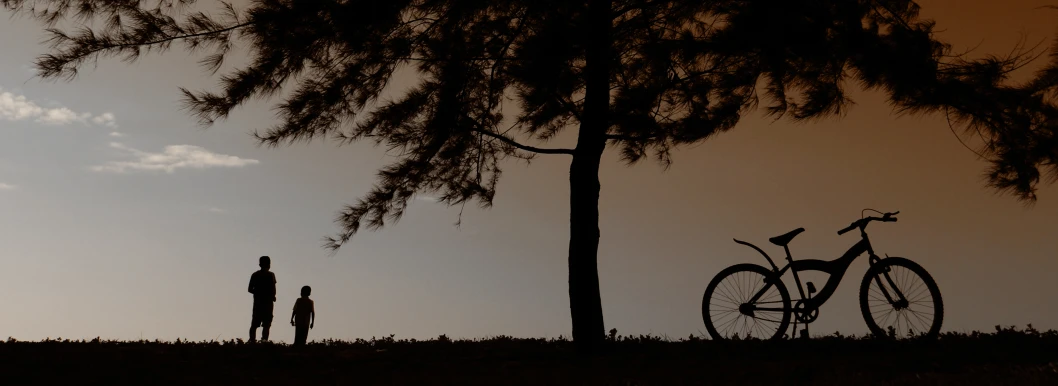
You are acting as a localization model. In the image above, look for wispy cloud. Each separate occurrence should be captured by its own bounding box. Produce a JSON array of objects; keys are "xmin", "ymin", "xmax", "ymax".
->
[
  {"xmin": 0, "ymin": 87, "xmax": 117, "ymax": 127},
  {"xmin": 91, "ymin": 142, "xmax": 260, "ymax": 174},
  {"xmin": 0, "ymin": 183, "xmax": 17, "ymax": 191},
  {"xmin": 206, "ymin": 207, "xmax": 227, "ymax": 214},
  {"xmin": 92, "ymin": 113, "xmax": 118, "ymax": 128},
  {"xmin": 109, "ymin": 131, "xmax": 126, "ymax": 138}
]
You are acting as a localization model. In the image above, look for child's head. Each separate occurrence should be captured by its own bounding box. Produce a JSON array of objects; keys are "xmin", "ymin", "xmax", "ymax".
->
[
  {"xmin": 259, "ymin": 256, "xmax": 271, "ymax": 270},
  {"xmin": 301, "ymin": 285, "xmax": 311, "ymax": 297}
]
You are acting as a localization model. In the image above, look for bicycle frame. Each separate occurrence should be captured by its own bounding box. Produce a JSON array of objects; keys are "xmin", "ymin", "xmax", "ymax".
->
[{"xmin": 734, "ymin": 228, "xmax": 905, "ymax": 315}]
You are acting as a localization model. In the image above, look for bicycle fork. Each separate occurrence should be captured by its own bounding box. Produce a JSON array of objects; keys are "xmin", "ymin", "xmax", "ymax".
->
[
  {"xmin": 871, "ymin": 254, "xmax": 910, "ymax": 308},
  {"xmin": 869, "ymin": 255, "xmax": 913, "ymax": 339}
]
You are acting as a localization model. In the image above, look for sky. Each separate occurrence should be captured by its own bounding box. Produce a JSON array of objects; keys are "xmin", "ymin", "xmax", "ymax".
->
[{"xmin": 0, "ymin": 0, "xmax": 1056, "ymax": 343}]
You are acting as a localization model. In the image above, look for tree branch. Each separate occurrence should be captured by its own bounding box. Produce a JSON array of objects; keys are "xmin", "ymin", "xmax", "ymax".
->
[
  {"xmin": 101, "ymin": 21, "xmax": 253, "ymax": 51},
  {"xmin": 605, "ymin": 133, "xmax": 658, "ymax": 141},
  {"xmin": 37, "ymin": 20, "xmax": 254, "ymax": 79},
  {"xmin": 388, "ymin": 56, "xmax": 523, "ymax": 63},
  {"xmin": 467, "ymin": 121, "xmax": 574, "ymax": 155}
]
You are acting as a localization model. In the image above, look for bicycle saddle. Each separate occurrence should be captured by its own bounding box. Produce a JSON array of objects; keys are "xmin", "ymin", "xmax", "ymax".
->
[{"xmin": 769, "ymin": 228, "xmax": 805, "ymax": 247}]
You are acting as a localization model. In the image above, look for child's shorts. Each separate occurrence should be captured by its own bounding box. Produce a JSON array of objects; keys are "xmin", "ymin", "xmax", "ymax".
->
[{"xmin": 251, "ymin": 300, "xmax": 274, "ymax": 327}]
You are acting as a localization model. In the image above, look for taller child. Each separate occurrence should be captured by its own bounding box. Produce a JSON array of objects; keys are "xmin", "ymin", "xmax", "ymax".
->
[{"xmin": 248, "ymin": 255, "xmax": 277, "ymax": 342}]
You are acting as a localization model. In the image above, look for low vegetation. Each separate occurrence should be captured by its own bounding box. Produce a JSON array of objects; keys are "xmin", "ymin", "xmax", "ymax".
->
[{"xmin": 2, "ymin": 326, "xmax": 1056, "ymax": 385}]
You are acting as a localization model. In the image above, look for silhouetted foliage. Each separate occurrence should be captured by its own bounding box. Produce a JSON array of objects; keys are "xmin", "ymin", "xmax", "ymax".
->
[
  {"xmin": 5, "ymin": 0, "xmax": 1057, "ymax": 348},
  {"xmin": 3, "ymin": 327, "xmax": 1058, "ymax": 385}
]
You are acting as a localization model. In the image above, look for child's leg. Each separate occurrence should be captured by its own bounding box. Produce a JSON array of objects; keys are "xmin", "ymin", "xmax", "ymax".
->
[
  {"xmin": 249, "ymin": 316, "xmax": 260, "ymax": 342},
  {"xmin": 260, "ymin": 310, "xmax": 274, "ymax": 341},
  {"xmin": 250, "ymin": 301, "xmax": 268, "ymax": 342},
  {"xmin": 294, "ymin": 325, "xmax": 308, "ymax": 345}
]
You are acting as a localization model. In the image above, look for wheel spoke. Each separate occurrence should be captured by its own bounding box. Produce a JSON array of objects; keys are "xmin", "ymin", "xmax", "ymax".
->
[
  {"xmin": 711, "ymin": 297, "xmax": 740, "ymax": 308},
  {"xmin": 710, "ymin": 307, "xmax": 739, "ymax": 315},
  {"xmin": 903, "ymin": 278, "xmax": 926, "ymax": 300},
  {"xmin": 737, "ymin": 272, "xmax": 746, "ymax": 303},
  {"xmin": 871, "ymin": 307, "xmax": 894, "ymax": 316},
  {"xmin": 907, "ymin": 286, "xmax": 931, "ymax": 304},
  {"xmin": 718, "ymin": 314, "xmax": 739, "ymax": 335},
  {"xmin": 718, "ymin": 281, "xmax": 739, "ymax": 305},
  {"xmin": 907, "ymin": 308, "xmax": 931, "ymax": 331},
  {"xmin": 713, "ymin": 312, "xmax": 739, "ymax": 327},
  {"xmin": 750, "ymin": 320, "xmax": 764, "ymax": 338},
  {"xmin": 907, "ymin": 303, "xmax": 934, "ymax": 314},
  {"xmin": 904, "ymin": 311, "xmax": 921, "ymax": 335}
]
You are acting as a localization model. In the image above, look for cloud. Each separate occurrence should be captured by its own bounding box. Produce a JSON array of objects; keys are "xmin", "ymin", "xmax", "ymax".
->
[
  {"xmin": 207, "ymin": 207, "xmax": 227, "ymax": 214},
  {"xmin": 91, "ymin": 142, "xmax": 260, "ymax": 173},
  {"xmin": 109, "ymin": 131, "xmax": 126, "ymax": 138},
  {"xmin": 93, "ymin": 113, "xmax": 118, "ymax": 128},
  {"xmin": 0, "ymin": 87, "xmax": 117, "ymax": 127},
  {"xmin": 38, "ymin": 108, "xmax": 91, "ymax": 125},
  {"xmin": 0, "ymin": 183, "xmax": 16, "ymax": 191}
]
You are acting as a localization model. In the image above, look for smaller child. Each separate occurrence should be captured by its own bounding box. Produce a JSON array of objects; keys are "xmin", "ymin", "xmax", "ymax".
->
[{"xmin": 290, "ymin": 285, "xmax": 315, "ymax": 346}]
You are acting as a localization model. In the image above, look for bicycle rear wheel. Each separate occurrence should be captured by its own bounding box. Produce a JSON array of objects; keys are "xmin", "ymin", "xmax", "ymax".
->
[
  {"xmin": 703, "ymin": 264, "xmax": 791, "ymax": 340},
  {"xmin": 859, "ymin": 257, "xmax": 943, "ymax": 339}
]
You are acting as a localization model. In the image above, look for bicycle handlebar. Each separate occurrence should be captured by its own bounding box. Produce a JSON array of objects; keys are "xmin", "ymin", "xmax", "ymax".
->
[
  {"xmin": 837, "ymin": 222, "xmax": 859, "ymax": 235},
  {"xmin": 837, "ymin": 211, "xmax": 899, "ymax": 235}
]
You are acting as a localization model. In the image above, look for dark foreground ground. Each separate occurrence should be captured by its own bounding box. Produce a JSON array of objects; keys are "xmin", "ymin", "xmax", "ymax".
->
[{"xmin": 2, "ymin": 327, "xmax": 1057, "ymax": 385}]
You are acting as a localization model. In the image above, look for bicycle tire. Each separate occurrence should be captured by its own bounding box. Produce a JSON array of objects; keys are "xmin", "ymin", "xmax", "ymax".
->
[{"xmin": 859, "ymin": 257, "xmax": 944, "ymax": 339}]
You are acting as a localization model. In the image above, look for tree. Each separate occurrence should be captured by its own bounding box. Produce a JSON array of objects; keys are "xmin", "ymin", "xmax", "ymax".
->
[{"xmin": 5, "ymin": 0, "xmax": 1056, "ymax": 350}]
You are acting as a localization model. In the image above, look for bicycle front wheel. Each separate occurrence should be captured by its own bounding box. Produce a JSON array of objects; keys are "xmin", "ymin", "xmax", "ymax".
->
[
  {"xmin": 703, "ymin": 263, "xmax": 791, "ymax": 341},
  {"xmin": 859, "ymin": 257, "xmax": 944, "ymax": 339}
]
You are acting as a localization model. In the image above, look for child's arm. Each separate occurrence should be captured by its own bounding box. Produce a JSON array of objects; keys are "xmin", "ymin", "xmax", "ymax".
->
[
  {"xmin": 271, "ymin": 273, "xmax": 277, "ymax": 301},
  {"xmin": 247, "ymin": 275, "xmax": 254, "ymax": 294},
  {"xmin": 290, "ymin": 302, "xmax": 298, "ymax": 326},
  {"xmin": 310, "ymin": 303, "xmax": 315, "ymax": 329}
]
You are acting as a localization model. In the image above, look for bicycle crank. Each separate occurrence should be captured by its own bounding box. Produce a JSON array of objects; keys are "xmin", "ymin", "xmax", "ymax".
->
[{"xmin": 794, "ymin": 299, "xmax": 820, "ymax": 324}]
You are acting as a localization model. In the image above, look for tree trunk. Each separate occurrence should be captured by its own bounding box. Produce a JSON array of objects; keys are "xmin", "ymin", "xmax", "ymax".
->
[
  {"xmin": 568, "ymin": 141, "xmax": 606, "ymax": 352},
  {"xmin": 568, "ymin": 0, "xmax": 611, "ymax": 353}
]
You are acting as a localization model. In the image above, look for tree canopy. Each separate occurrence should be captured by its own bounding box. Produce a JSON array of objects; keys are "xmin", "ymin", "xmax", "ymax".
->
[{"xmin": 5, "ymin": 0, "xmax": 1057, "ymax": 347}]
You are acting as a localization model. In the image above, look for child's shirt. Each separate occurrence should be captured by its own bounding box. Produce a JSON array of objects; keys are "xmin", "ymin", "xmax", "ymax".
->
[
  {"xmin": 248, "ymin": 270, "xmax": 276, "ymax": 300},
  {"xmin": 293, "ymin": 297, "xmax": 314, "ymax": 325}
]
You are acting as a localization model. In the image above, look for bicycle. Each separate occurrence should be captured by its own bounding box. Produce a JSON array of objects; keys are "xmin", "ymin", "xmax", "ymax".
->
[{"xmin": 701, "ymin": 209, "xmax": 943, "ymax": 341}]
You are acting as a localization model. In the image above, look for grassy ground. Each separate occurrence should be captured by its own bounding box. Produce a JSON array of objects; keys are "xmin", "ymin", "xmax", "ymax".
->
[{"xmin": 2, "ymin": 326, "xmax": 1057, "ymax": 385}]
